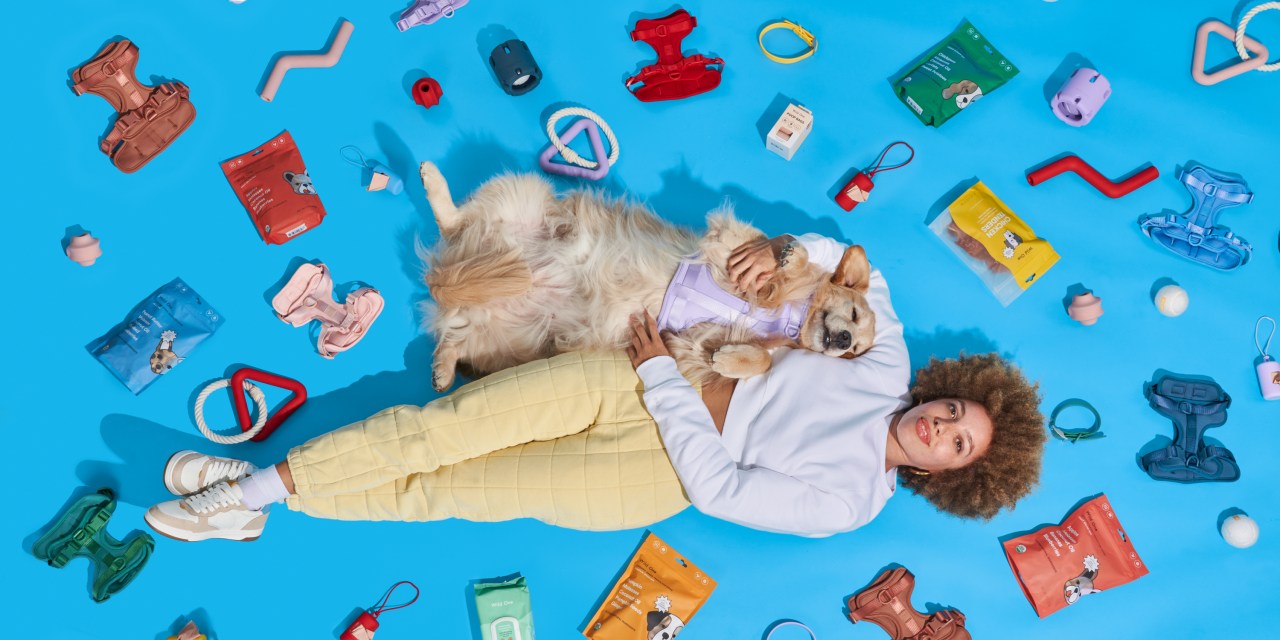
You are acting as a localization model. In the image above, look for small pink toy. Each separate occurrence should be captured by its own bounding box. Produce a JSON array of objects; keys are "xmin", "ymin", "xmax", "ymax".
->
[
  {"xmin": 65, "ymin": 232, "xmax": 102, "ymax": 266},
  {"xmin": 1067, "ymin": 292, "xmax": 1104, "ymax": 326},
  {"xmin": 1051, "ymin": 68, "xmax": 1110, "ymax": 126},
  {"xmin": 1192, "ymin": 20, "xmax": 1270, "ymax": 86}
]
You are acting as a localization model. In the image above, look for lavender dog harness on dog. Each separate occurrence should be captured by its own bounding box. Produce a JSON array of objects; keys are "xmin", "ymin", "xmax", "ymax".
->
[
  {"xmin": 1138, "ymin": 164, "xmax": 1253, "ymax": 271},
  {"xmin": 656, "ymin": 258, "xmax": 810, "ymax": 339}
]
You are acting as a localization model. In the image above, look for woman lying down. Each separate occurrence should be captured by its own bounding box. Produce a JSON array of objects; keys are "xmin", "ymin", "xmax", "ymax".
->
[{"xmin": 144, "ymin": 232, "xmax": 1047, "ymax": 540}]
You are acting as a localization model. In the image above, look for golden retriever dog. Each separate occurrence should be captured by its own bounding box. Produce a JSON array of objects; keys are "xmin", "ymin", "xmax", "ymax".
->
[{"xmin": 417, "ymin": 162, "xmax": 875, "ymax": 392}]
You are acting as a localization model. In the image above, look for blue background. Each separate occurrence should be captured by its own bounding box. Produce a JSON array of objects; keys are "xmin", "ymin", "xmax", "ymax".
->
[{"xmin": 5, "ymin": 0, "xmax": 1278, "ymax": 638}]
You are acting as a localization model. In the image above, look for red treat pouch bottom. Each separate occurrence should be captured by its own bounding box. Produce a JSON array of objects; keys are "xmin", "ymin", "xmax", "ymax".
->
[
  {"xmin": 221, "ymin": 130, "xmax": 325, "ymax": 244},
  {"xmin": 1002, "ymin": 494, "xmax": 1148, "ymax": 618}
]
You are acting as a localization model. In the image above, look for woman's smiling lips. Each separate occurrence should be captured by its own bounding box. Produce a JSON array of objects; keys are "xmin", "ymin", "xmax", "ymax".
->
[{"xmin": 916, "ymin": 417, "xmax": 931, "ymax": 445}]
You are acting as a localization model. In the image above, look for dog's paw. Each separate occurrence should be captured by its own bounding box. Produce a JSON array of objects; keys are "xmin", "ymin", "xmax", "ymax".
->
[
  {"xmin": 711, "ymin": 344, "xmax": 772, "ymax": 378},
  {"xmin": 419, "ymin": 161, "xmax": 446, "ymax": 192},
  {"xmin": 431, "ymin": 363, "xmax": 456, "ymax": 392}
]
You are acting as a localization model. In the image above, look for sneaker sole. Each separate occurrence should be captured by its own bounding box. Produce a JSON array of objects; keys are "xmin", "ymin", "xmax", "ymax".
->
[{"xmin": 144, "ymin": 511, "xmax": 263, "ymax": 543}]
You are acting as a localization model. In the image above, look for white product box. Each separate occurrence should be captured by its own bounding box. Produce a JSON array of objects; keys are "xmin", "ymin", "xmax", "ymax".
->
[{"xmin": 766, "ymin": 103, "xmax": 813, "ymax": 161}]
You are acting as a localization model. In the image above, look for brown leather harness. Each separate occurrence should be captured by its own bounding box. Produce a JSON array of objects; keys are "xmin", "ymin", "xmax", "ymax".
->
[{"xmin": 71, "ymin": 39, "xmax": 195, "ymax": 173}]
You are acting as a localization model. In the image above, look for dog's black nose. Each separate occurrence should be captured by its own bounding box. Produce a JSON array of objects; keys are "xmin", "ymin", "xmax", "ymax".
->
[{"xmin": 833, "ymin": 330, "xmax": 852, "ymax": 350}]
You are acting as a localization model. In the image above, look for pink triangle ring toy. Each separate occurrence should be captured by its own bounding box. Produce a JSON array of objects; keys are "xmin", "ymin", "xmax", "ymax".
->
[{"xmin": 539, "ymin": 107, "xmax": 619, "ymax": 180}]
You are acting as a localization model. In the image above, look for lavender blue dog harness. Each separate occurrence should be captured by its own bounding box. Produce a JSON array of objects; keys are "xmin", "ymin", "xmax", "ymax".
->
[
  {"xmin": 1140, "ymin": 374, "xmax": 1240, "ymax": 483},
  {"xmin": 656, "ymin": 258, "xmax": 810, "ymax": 339},
  {"xmin": 1138, "ymin": 164, "xmax": 1253, "ymax": 271},
  {"xmin": 396, "ymin": 0, "xmax": 467, "ymax": 31}
]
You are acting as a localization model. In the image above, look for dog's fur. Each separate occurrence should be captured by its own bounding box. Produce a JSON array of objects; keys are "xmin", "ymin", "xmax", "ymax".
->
[{"xmin": 418, "ymin": 162, "xmax": 876, "ymax": 392}]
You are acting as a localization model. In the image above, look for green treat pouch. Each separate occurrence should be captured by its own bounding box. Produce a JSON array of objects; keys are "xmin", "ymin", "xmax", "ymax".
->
[
  {"xmin": 475, "ymin": 574, "xmax": 535, "ymax": 640},
  {"xmin": 890, "ymin": 19, "xmax": 1019, "ymax": 127}
]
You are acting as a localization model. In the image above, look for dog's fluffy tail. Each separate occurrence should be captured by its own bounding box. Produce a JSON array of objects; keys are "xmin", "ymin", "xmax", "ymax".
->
[{"xmin": 425, "ymin": 248, "xmax": 532, "ymax": 307}]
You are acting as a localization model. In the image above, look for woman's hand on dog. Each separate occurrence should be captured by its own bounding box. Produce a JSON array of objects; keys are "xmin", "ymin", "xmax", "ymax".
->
[
  {"xmin": 727, "ymin": 234, "xmax": 794, "ymax": 295},
  {"xmin": 626, "ymin": 310, "xmax": 671, "ymax": 369}
]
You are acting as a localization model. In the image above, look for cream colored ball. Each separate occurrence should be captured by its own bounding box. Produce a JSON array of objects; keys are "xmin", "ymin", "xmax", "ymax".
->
[
  {"xmin": 1222, "ymin": 514, "xmax": 1259, "ymax": 549},
  {"xmin": 1155, "ymin": 284, "xmax": 1189, "ymax": 317}
]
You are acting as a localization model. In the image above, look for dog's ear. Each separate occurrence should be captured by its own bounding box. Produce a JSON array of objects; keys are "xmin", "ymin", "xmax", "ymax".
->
[{"xmin": 832, "ymin": 245, "xmax": 871, "ymax": 292}]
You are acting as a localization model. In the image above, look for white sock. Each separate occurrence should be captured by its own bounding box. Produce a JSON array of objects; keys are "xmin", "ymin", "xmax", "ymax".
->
[{"xmin": 237, "ymin": 464, "xmax": 290, "ymax": 511}]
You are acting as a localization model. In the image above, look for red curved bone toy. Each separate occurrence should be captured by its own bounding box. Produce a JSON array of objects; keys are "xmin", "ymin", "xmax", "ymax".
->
[{"xmin": 1026, "ymin": 155, "xmax": 1159, "ymax": 198}]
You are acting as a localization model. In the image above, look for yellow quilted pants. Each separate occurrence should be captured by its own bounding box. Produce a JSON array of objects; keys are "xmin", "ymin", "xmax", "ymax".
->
[{"xmin": 284, "ymin": 351, "xmax": 690, "ymax": 530}]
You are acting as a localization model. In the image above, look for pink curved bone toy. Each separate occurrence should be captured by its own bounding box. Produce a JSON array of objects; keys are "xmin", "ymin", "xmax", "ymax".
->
[
  {"xmin": 1026, "ymin": 155, "xmax": 1159, "ymax": 198},
  {"xmin": 260, "ymin": 19, "xmax": 355, "ymax": 102}
]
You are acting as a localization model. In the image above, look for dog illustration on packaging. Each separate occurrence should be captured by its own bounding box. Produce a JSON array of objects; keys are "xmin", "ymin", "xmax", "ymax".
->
[
  {"xmin": 283, "ymin": 170, "xmax": 316, "ymax": 195},
  {"xmin": 942, "ymin": 80, "xmax": 983, "ymax": 108},
  {"xmin": 646, "ymin": 595, "xmax": 685, "ymax": 640},
  {"xmin": 149, "ymin": 330, "xmax": 181, "ymax": 374},
  {"xmin": 417, "ymin": 162, "xmax": 879, "ymax": 392},
  {"xmin": 1063, "ymin": 555, "xmax": 1103, "ymax": 605}
]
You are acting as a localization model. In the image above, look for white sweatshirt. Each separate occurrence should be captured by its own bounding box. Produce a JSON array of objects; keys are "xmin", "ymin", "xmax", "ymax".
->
[{"xmin": 636, "ymin": 233, "xmax": 911, "ymax": 537}]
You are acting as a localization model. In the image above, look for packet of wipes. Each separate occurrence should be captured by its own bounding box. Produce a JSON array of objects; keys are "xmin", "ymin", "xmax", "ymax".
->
[
  {"xmin": 86, "ymin": 277, "xmax": 223, "ymax": 394},
  {"xmin": 474, "ymin": 574, "xmax": 535, "ymax": 640},
  {"xmin": 928, "ymin": 181, "xmax": 1059, "ymax": 306},
  {"xmin": 583, "ymin": 532, "xmax": 716, "ymax": 640},
  {"xmin": 890, "ymin": 20, "xmax": 1019, "ymax": 127}
]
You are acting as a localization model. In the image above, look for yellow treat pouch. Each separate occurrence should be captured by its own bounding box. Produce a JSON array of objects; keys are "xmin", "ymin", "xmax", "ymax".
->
[
  {"xmin": 583, "ymin": 532, "xmax": 716, "ymax": 640},
  {"xmin": 928, "ymin": 181, "xmax": 1059, "ymax": 306}
]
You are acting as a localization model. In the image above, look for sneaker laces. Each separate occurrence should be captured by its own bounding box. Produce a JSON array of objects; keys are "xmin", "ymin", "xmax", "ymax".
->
[
  {"xmin": 184, "ymin": 481, "xmax": 243, "ymax": 514},
  {"xmin": 206, "ymin": 458, "xmax": 252, "ymax": 485}
]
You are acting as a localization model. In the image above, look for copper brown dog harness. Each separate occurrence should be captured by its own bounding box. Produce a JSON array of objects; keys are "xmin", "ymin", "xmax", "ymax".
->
[{"xmin": 71, "ymin": 39, "xmax": 196, "ymax": 173}]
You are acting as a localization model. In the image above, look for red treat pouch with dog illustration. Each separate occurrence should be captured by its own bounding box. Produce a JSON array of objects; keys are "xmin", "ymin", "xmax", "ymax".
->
[
  {"xmin": 583, "ymin": 532, "xmax": 716, "ymax": 640},
  {"xmin": 1002, "ymin": 495, "xmax": 1148, "ymax": 618},
  {"xmin": 221, "ymin": 130, "xmax": 326, "ymax": 244}
]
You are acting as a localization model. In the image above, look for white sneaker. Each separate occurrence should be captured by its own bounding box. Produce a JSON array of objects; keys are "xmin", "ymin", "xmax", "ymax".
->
[
  {"xmin": 162, "ymin": 450, "xmax": 258, "ymax": 496},
  {"xmin": 145, "ymin": 481, "xmax": 268, "ymax": 542}
]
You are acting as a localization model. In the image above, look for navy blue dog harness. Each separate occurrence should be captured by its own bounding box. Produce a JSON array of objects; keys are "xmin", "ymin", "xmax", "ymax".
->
[
  {"xmin": 1138, "ymin": 164, "xmax": 1253, "ymax": 271},
  {"xmin": 1141, "ymin": 374, "xmax": 1240, "ymax": 483}
]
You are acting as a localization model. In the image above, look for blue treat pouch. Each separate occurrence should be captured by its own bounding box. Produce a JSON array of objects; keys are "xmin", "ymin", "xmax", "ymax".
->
[{"xmin": 86, "ymin": 278, "xmax": 224, "ymax": 394}]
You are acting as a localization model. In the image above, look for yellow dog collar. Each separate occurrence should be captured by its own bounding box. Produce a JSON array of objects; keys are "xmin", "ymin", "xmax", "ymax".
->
[{"xmin": 758, "ymin": 19, "xmax": 816, "ymax": 64}]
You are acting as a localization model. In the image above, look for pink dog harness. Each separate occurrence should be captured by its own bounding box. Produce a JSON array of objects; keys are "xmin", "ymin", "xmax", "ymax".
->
[
  {"xmin": 272, "ymin": 263, "xmax": 383, "ymax": 359},
  {"xmin": 656, "ymin": 258, "xmax": 810, "ymax": 339}
]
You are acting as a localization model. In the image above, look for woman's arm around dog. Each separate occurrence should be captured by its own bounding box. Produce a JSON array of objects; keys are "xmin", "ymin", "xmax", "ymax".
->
[{"xmin": 628, "ymin": 311, "xmax": 863, "ymax": 537}]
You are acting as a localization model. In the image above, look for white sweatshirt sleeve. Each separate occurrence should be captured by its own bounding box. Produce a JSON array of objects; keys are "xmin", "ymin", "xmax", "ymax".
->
[
  {"xmin": 635, "ymin": 356, "xmax": 860, "ymax": 537},
  {"xmin": 790, "ymin": 232, "xmax": 849, "ymax": 272}
]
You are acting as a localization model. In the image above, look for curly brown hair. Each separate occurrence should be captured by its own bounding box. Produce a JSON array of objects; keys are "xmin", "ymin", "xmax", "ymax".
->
[{"xmin": 899, "ymin": 353, "xmax": 1046, "ymax": 519}]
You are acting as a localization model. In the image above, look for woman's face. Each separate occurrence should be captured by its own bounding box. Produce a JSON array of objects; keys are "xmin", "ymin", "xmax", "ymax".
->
[{"xmin": 893, "ymin": 398, "xmax": 993, "ymax": 472}]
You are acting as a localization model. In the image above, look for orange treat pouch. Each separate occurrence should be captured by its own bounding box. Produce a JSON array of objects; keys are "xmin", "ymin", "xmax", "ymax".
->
[
  {"xmin": 221, "ymin": 130, "xmax": 326, "ymax": 245},
  {"xmin": 583, "ymin": 533, "xmax": 716, "ymax": 640},
  {"xmin": 1002, "ymin": 495, "xmax": 1148, "ymax": 618}
]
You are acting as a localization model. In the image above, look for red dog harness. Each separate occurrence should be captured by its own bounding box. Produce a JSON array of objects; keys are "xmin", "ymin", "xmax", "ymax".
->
[{"xmin": 625, "ymin": 9, "xmax": 724, "ymax": 102}]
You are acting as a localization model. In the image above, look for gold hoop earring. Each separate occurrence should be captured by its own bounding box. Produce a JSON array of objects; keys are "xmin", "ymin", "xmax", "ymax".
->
[{"xmin": 903, "ymin": 466, "xmax": 930, "ymax": 477}]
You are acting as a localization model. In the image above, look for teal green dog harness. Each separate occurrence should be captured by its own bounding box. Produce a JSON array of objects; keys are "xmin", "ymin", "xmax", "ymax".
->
[
  {"xmin": 1140, "ymin": 375, "xmax": 1240, "ymax": 483},
  {"xmin": 1138, "ymin": 164, "xmax": 1253, "ymax": 271},
  {"xmin": 33, "ymin": 488, "xmax": 154, "ymax": 602}
]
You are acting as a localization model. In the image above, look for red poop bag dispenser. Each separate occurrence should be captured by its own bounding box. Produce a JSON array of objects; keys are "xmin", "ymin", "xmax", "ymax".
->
[
  {"xmin": 341, "ymin": 581, "xmax": 419, "ymax": 640},
  {"xmin": 221, "ymin": 130, "xmax": 327, "ymax": 245}
]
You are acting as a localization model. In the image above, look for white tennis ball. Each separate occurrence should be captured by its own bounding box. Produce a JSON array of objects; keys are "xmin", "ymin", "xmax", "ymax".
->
[
  {"xmin": 1155, "ymin": 284, "xmax": 1189, "ymax": 317},
  {"xmin": 1221, "ymin": 514, "xmax": 1259, "ymax": 549}
]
